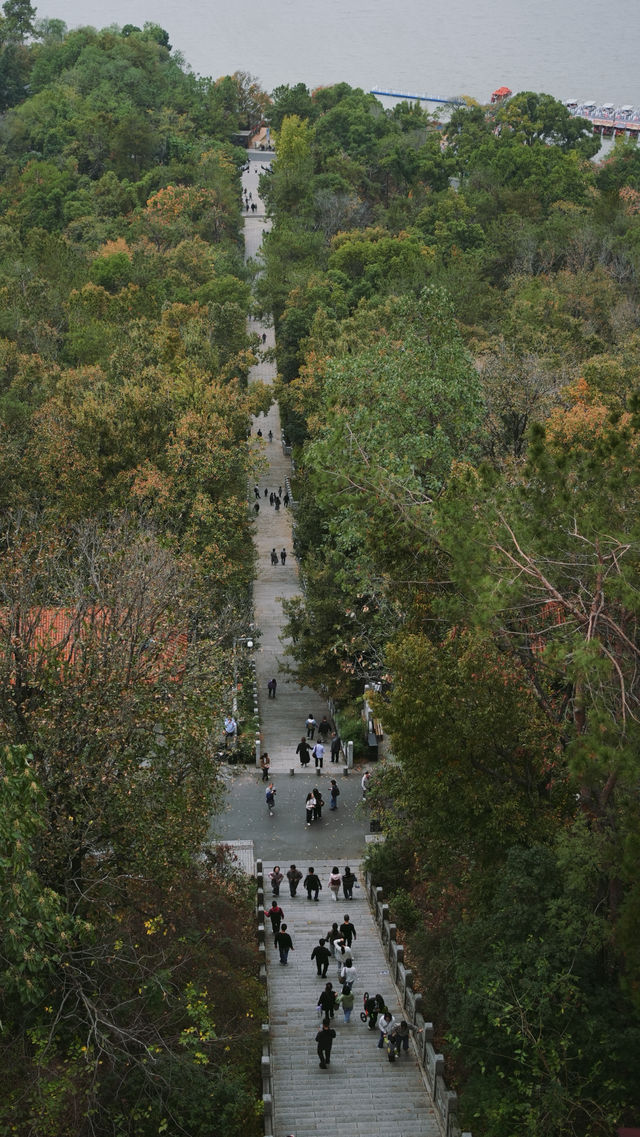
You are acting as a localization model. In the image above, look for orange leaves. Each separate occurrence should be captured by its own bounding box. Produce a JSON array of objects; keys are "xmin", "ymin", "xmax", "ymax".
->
[
  {"xmin": 96, "ymin": 237, "xmax": 131, "ymax": 257},
  {"xmin": 619, "ymin": 185, "xmax": 640, "ymax": 215},
  {"xmin": 129, "ymin": 461, "xmax": 173, "ymax": 508},
  {"xmin": 545, "ymin": 377, "xmax": 634, "ymax": 450},
  {"xmin": 143, "ymin": 185, "xmax": 232, "ymax": 247}
]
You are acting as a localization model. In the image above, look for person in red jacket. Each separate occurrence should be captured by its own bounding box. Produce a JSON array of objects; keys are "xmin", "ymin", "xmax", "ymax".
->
[{"xmin": 266, "ymin": 900, "xmax": 284, "ymax": 943}]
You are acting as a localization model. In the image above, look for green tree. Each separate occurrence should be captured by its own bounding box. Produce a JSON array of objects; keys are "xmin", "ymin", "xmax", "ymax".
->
[
  {"xmin": 1, "ymin": 0, "xmax": 35, "ymax": 43},
  {"xmin": 327, "ymin": 225, "xmax": 433, "ymax": 307},
  {"xmin": 268, "ymin": 113, "xmax": 314, "ymax": 215},
  {"xmin": 375, "ymin": 628, "xmax": 569, "ymax": 865},
  {"xmin": 0, "ymin": 744, "xmax": 87, "ymax": 1006},
  {"xmin": 283, "ymin": 289, "xmax": 483, "ymax": 693},
  {"xmin": 448, "ymin": 831, "xmax": 640, "ymax": 1137},
  {"xmin": 497, "ymin": 91, "xmax": 600, "ymax": 156},
  {"xmin": 269, "ymin": 81, "xmax": 314, "ymax": 130}
]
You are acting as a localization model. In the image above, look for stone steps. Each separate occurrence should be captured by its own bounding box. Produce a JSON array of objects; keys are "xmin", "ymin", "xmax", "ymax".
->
[{"xmin": 264, "ymin": 860, "xmax": 440, "ymax": 1137}]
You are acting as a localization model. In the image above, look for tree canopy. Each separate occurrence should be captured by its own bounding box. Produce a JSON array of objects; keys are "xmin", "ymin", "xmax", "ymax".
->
[
  {"xmin": 261, "ymin": 81, "xmax": 640, "ymax": 1135},
  {"xmin": 0, "ymin": 16, "xmax": 270, "ymax": 1135}
]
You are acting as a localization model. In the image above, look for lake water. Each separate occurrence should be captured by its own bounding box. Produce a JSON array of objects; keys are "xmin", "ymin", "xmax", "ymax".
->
[{"xmin": 44, "ymin": 0, "xmax": 639, "ymax": 109}]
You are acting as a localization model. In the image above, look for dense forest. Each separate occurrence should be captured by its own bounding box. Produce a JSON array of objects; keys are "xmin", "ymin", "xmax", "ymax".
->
[
  {"xmin": 258, "ymin": 84, "xmax": 640, "ymax": 1135},
  {"xmin": 0, "ymin": 5, "xmax": 270, "ymax": 1135}
]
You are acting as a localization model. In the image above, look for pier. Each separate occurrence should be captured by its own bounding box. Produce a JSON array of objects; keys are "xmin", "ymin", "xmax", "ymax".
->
[
  {"xmin": 370, "ymin": 87, "xmax": 640, "ymax": 137},
  {"xmin": 567, "ymin": 100, "xmax": 640, "ymax": 136},
  {"xmin": 370, "ymin": 88, "xmax": 465, "ymax": 106}
]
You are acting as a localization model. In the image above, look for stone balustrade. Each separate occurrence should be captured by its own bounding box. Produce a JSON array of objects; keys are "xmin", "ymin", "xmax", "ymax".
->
[{"xmin": 365, "ymin": 870, "xmax": 472, "ymax": 1137}]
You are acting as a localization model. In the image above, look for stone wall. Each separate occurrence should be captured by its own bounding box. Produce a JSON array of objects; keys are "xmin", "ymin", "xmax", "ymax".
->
[
  {"xmin": 255, "ymin": 859, "xmax": 274, "ymax": 1136},
  {"xmin": 365, "ymin": 871, "xmax": 472, "ymax": 1137}
]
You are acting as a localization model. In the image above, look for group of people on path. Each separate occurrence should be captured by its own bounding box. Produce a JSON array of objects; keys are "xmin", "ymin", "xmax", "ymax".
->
[
  {"xmin": 261, "ymin": 774, "xmax": 342, "ymax": 824},
  {"xmin": 266, "ymin": 867, "xmax": 421, "ymax": 1070},
  {"xmin": 270, "ymin": 547, "xmax": 287, "ymax": 564},
  {"xmin": 266, "ymin": 865, "xmax": 356, "ymax": 957},
  {"xmin": 253, "ymin": 487, "xmax": 290, "ymax": 516},
  {"xmin": 304, "ymin": 713, "xmax": 333, "ymax": 741},
  {"xmin": 304, "ymin": 779, "xmax": 341, "ymax": 823},
  {"xmin": 260, "ymin": 711, "xmax": 346, "ymax": 824},
  {"xmin": 259, "ymin": 485, "xmax": 289, "ymax": 508},
  {"xmin": 261, "ymin": 727, "xmax": 372, "ymax": 823},
  {"xmin": 268, "ymin": 865, "xmax": 355, "ymax": 903},
  {"xmin": 297, "ymin": 714, "xmax": 342, "ymax": 768},
  {"xmin": 252, "ymin": 482, "xmax": 290, "ymax": 517}
]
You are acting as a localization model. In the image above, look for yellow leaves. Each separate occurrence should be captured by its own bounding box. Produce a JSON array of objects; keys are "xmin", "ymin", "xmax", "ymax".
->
[
  {"xmin": 144, "ymin": 914, "xmax": 164, "ymax": 936},
  {"xmin": 97, "ymin": 238, "xmax": 131, "ymax": 257}
]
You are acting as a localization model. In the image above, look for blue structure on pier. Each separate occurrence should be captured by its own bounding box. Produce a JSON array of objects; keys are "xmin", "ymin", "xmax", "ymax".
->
[{"xmin": 370, "ymin": 88, "xmax": 465, "ymax": 106}]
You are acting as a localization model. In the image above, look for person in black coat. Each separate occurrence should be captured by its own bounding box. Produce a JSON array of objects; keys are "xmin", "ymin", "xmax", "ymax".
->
[
  {"xmin": 317, "ymin": 983, "xmax": 337, "ymax": 1020},
  {"xmin": 342, "ymin": 866, "xmax": 356, "ymax": 899},
  {"xmin": 296, "ymin": 737, "xmax": 311, "ymax": 767},
  {"xmin": 304, "ymin": 867, "xmax": 322, "ymax": 901},
  {"xmin": 312, "ymin": 786, "xmax": 324, "ymax": 821},
  {"xmin": 315, "ymin": 1019, "xmax": 336, "ymax": 1068},
  {"xmin": 311, "ymin": 938, "xmax": 331, "ymax": 977},
  {"xmin": 317, "ymin": 715, "xmax": 331, "ymax": 742},
  {"xmin": 339, "ymin": 915, "xmax": 357, "ymax": 948},
  {"xmin": 286, "ymin": 864, "xmax": 302, "ymax": 897},
  {"xmin": 275, "ymin": 923, "xmax": 294, "ymax": 965}
]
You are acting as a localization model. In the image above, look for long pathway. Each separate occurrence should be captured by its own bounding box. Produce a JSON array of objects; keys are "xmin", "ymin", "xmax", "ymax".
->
[
  {"xmin": 243, "ymin": 153, "xmax": 331, "ymax": 777},
  {"xmin": 241, "ymin": 152, "xmax": 440, "ymax": 1137}
]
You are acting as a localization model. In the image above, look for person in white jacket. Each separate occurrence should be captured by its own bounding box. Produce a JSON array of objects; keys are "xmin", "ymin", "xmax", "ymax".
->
[
  {"xmin": 339, "ymin": 958, "xmax": 357, "ymax": 992},
  {"xmin": 334, "ymin": 939, "xmax": 353, "ymax": 966},
  {"xmin": 328, "ymin": 867, "xmax": 342, "ymax": 900},
  {"xmin": 377, "ymin": 1011, "xmax": 396, "ymax": 1049}
]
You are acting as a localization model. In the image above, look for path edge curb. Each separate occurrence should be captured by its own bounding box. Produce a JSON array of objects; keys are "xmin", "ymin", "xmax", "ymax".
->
[{"xmin": 365, "ymin": 870, "xmax": 472, "ymax": 1137}]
